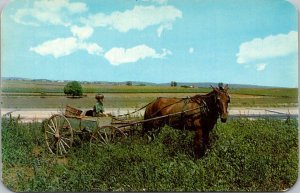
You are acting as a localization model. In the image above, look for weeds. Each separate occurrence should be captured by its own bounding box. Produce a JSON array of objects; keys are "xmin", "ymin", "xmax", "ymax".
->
[{"xmin": 1, "ymin": 117, "xmax": 298, "ymax": 192}]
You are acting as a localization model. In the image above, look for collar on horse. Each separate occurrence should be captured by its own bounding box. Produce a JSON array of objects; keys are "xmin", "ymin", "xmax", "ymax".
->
[{"xmin": 189, "ymin": 92, "xmax": 220, "ymax": 119}]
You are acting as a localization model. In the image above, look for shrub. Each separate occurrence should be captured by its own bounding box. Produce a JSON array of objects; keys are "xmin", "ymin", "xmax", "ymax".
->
[{"xmin": 64, "ymin": 81, "xmax": 83, "ymax": 97}]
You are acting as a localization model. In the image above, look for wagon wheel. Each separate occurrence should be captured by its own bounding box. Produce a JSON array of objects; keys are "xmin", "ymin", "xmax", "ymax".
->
[
  {"xmin": 90, "ymin": 126, "xmax": 125, "ymax": 146},
  {"xmin": 44, "ymin": 114, "xmax": 73, "ymax": 156}
]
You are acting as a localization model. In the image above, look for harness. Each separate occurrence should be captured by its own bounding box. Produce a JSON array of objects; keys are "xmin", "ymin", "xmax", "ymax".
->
[{"xmin": 116, "ymin": 92, "xmax": 221, "ymax": 123}]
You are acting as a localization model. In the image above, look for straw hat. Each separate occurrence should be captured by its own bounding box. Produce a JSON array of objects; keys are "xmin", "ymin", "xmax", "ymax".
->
[{"xmin": 95, "ymin": 94, "xmax": 104, "ymax": 100}]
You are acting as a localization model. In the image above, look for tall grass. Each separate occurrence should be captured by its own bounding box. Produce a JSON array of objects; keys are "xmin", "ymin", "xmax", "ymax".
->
[{"xmin": 1, "ymin": 117, "xmax": 298, "ymax": 192}]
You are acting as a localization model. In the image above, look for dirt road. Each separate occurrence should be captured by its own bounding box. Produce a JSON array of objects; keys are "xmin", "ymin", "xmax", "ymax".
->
[{"xmin": 1, "ymin": 107, "xmax": 298, "ymax": 122}]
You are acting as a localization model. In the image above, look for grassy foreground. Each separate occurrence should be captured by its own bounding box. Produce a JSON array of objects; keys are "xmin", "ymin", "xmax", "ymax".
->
[{"xmin": 1, "ymin": 118, "xmax": 298, "ymax": 192}]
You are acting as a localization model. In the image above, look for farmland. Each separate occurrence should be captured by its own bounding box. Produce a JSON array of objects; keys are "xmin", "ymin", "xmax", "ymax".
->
[
  {"xmin": 1, "ymin": 117, "xmax": 298, "ymax": 192},
  {"xmin": 1, "ymin": 80, "xmax": 298, "ymax": 108},
  {"xmin": 1, "ymin": 80, "xmax": 299, "ymax": 192}
]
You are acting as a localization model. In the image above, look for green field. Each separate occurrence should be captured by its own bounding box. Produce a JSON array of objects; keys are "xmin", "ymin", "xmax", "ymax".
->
[
  {"xmin": 2, "ymin": 117, "xmax": 298, "ymax": 192},
  {"xmin": 1, "ymin": 80, "xmax": 298, "ymax": 108},
  {"xmin": 2, "ymin": 80, "xmax": 299, "ymax": 191}
]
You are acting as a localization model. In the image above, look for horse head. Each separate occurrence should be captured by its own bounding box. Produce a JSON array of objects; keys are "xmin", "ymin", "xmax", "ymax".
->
[{"xmin": 211, "ymin": 84, "xmax": 230, "ymax": 122}]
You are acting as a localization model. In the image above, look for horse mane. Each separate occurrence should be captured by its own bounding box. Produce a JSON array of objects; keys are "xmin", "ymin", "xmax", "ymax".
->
[{"xmin": 190, "ymin": 90, "xmax": 216, "ymax": 103}]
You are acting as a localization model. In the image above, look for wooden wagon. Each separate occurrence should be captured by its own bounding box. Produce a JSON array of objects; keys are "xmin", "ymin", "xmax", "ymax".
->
[
  {"xmin": 44, "ymin": 105, "xmax": 128, "ymax": 156},
  {"xmin": 44, "ymin": 105, "xmax": 200, "ymax": 156}
]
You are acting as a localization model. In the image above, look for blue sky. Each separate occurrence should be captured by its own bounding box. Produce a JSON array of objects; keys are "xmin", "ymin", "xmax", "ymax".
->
[{"xmin": 1, "ymin": 0, "xmax": 298, "ymax": 87}]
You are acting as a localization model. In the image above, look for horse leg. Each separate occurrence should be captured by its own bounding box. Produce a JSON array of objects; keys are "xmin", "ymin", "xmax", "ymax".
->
[
  {"xmin": 142, "ymin": 120, "xmax": 158, "ymax": 141},
  {"xmin": 141, "ymin": 122, "xmax": 149, "ymax": 136},
  {"xmin": 202, "ymin": 130, "xmax": 210, "ymax": 153},
  {"xmin": 149, "ymin": 120, "xmax": 164, "ymax": 141},
  {"xmin": 141, "ymin": 118, "xmax": 155, "ymax": 135},
  {"xmin": 194, "ymin": 127, "xmax": 203, "ymax": 158}
]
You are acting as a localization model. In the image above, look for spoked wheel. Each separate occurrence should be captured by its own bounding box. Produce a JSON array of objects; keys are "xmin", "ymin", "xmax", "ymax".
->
[
  {"xmin": 90, "ymin": 126, "xmax": 125, "ymax": 146},
  {"xmin": 45, "ymin": 114, "xmax": 73, "ymax": 156}
]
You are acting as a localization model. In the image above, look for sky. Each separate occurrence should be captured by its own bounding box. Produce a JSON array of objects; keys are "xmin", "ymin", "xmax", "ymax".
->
[{"xmin": 1, "ymin": 0, "xmax": 298, "ymax": 87}]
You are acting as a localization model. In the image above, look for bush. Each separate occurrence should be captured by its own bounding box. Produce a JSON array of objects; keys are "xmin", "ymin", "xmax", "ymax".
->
[{"xmin": 64, "ymin": 81, "xmax": 83, "ymax": 97}]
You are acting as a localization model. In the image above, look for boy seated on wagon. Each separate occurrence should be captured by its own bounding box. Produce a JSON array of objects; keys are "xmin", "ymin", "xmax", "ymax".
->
[
  {"xmin": 93, "ymin": 94, "xmax": 105, "ymax": 116},
  {"xmin": 85, "ymin": 94, "xmax": 113, "ymax": 117}
]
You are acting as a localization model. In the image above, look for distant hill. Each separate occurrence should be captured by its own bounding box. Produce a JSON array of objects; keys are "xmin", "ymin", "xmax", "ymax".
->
[
  {"xmin": 157, "ymin": 82, "xmax": 274, "ymax": 88},
  {"xmin": 2, "ymin": 77, "xmax": 278, "ymax": 88}
]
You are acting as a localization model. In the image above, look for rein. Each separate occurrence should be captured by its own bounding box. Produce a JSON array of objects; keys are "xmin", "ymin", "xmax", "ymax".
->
[
  {"xmin": 116, "ymin": 96, "xmax": 190, "ymax": 118},
  {"xmin": 150, "ymin": 97, "xmax": 189, "ymax": 117},
  {"xmin": 116, "ymin": 99, "xmax": 157, "ymax": 117}
]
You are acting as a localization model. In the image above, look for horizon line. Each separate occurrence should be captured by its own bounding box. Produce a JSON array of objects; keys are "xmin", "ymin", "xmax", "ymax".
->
[{"xmin": 1, "ymin": 76, "xmax": 298, "ymax": 89}]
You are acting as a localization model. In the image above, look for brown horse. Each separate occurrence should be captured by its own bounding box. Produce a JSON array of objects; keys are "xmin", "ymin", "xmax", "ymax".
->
[{"xmin": 142, "ymin": 84, "xmax": 230, "ymax": 158}]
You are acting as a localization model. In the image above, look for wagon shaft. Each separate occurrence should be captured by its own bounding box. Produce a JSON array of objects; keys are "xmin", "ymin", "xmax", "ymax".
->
[{"xmin": 117, "ymin": 106, "xmax": 201, "ymax": 128}]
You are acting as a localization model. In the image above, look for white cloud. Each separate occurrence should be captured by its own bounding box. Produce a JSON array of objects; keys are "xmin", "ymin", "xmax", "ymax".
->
[
  {"xmin": 256, "ymin": 63, "xmax": 267, "ymax": 71},
  {"xmin": 30, "ymin": 37, "xmax": 78, "ymax": 58},
  {"xmin": 11, "ymin": 9, "xmax": 40, "ymax": 26},
  {"xmin": 286, "ymin": 0, "xmax": 300, "ymax": 7},
  {"xmin": 79, "ymin": 42, "xmax": 103, "ymax": 55},
  {"xmin": 104, "ymin": 44, "xmax": 171, "ymax": 65},
  {"xmin": 33, "ymin": 0, "xmax": 87, "ymax": 13},
  {"xmin": 11, "ymin": 0, "xmax": 87, "ymax": 26},
  {"xmin": 189, "ymin": 47, "xmax": 194, "ymax": 54},
  {"xmin": 237, "ymin": 31, "xmax": 298, "ymax": 64},
  {"xmin": 157, "ymin": 23, "xmax": 172, "ymax": 37},
  {"xmin": 81, "ymin": 5, "xmax": 182, "ymax": 33},
  {"xmin": 30, "ymin": 37, "xmax": 103, "ymax": 58},
  {"xmin": 71, "ymin": 25, "xmax": 94, "ymax": 40}
]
